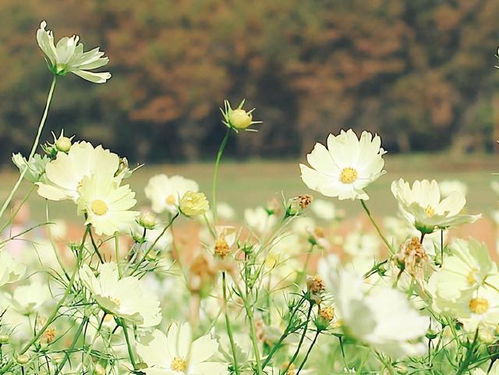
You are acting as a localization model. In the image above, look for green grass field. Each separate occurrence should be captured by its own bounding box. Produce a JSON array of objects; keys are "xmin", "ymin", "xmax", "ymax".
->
[{"xmin": 0, "ymin": 153, "xmax": 497, "ymax": 224}]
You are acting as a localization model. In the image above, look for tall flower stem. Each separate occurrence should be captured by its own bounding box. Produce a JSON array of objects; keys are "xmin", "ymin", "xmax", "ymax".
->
[
  {"xmin": 0, "ymin": 76, "xmax": 57, "ymax": 221},
  {"xmin": 282, "ymin": 302, "xmax": 313, "ymax": 374},
  {"xmin": 122, "ymin": 320, "xmax": 138, "ymax": 370},
  {"xmin": 211, "ymin": 128, "xmax": 230, "ymax": 224},
  {"xmin": 360, "ymin": 199, "xmax": 394, "ymax": 254},
  {"xmin": 296, "ymin": 330, "xmax": 320, "ymax": 374},
  {"xmin": 54, "ymin": 316, "xmax": 89, "ymax": 375},
  {"xmin": 222, "ymin": 272, "xmax": 240, "ymax": 375}
]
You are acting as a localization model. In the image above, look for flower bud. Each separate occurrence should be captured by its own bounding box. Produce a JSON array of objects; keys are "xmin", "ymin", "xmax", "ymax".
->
[
  {"xmin": 16, "ymin": 354, "xmax": 30, "ymax": 365},
  {"xmin": 179, "ymin": 191, "xmax": 210, "ymax": 217},
  {"xmin": 228, "ymin": 108, "xmax": 253, "ymax": 129},
  {"xmin": 306, "ymin": 275, "xmax": 325, "ymax": 305},
  {"xmin": 138, "ymin": 211, "xmax": 157, "ymax": 230},
  {"xmin": 55, "ymin": 136, "xmax": 72, "ymax": 152},
  {"xmin": 425, "ymin": 329, "xmax": 438, "ymax": 340},
  {"xmin": 0, "ymin": 334, "xmax": 9, "ymax": 344}
]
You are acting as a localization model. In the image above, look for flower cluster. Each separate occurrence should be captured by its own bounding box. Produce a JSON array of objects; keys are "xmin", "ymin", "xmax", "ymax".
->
[{"xmin": 0, "ymin": 21, "xmax": 496, "ymax": 375}]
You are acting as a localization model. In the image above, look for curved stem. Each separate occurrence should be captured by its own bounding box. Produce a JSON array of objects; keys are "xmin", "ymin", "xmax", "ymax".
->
[
  {"xmin": 0, "ymin": 76, "xmax": 57, "ymax": 221},
  {"xmin": 211, "ymin": 128, "xmax": 230, "ymax": 224},
  {"xmin": 360, "ymin": 199, "xmax": 394, "ymax": 255},
  {"xmin": 222, "ymin": 272, "xmax": 240, "ymax": 375}
]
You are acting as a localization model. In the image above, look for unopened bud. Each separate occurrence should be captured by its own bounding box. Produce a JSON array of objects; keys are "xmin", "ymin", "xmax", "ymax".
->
[
  {"xmin": 0, "ymin": 334, "xmax": 8, "ymax": 344},
  {"xmin": 16, "ymin": 354, "xmax": 29, "ymax": 365},
  {"xmin": 55, "ymin": 136, "xmax": 72, "ymax": 152},
  {"xmin": 138, "ymin": 211, "xmax": 157, "ymax": 230},
  {"xmin": 214, "ymin": 236, "xmax": 231, "ymax": 258}
]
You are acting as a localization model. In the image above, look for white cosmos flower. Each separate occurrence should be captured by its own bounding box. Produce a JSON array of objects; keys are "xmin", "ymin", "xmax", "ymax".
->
[
  {"xmin": 244, "ymin": 206, "xmax": 276, "ymax": 234},
  {"xmin": 428, "ymin": 240, "xmax": 499, "ymax": 333},
  {"xmin": 330, "ymin": 269, "xmax": 428, "ymax": 358},
  {"xmin": 145, "ymin": 174, "xmax": 199, "ymax": 214},
  {"xmin": 9, "ymin": 282, "xmax": 51, "ymax": 315},
  {"xmin": 438, "ymin": 180, "xmax": 467, "ymax": 198},
  {"xmin": 300, "ymin": 130, "xmax": 386, "ymax": 200},
  {"xmin": 428, "ymin": 240, "xmax": 498, "ymax": 303},
  {"xmin": 77, "ymin": 174, "xmax": 138, "ymax": 236},
  {"xmin": 136, "ymin": 323, "xmax": 227, "ymax": 375},
  {"xmin": 80, "ymin": 262, "xmax": 161, "ymax": 327},
  {"xmin": 36, "ymin": 21, "xmax": 111, "ymax": 83},
  {"xmin": 391, "ymin": 179, "xmax": 480, "ymax": 234},
  {"xmin": 310, "ymin": 199, "xmax": 338, "ymax": 221},
  {"xmin": 37, "ymin": 141, "xmax": 121, "ymax": 202},
  {"xmin": 0, "ymin": 252, "xmax": 25, "ymax": 286}
]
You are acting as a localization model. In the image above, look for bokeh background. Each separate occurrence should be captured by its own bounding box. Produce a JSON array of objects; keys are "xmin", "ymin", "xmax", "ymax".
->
[{"xmin": 0, "ymin": 1, "xmax": 498, "ymax": 245}]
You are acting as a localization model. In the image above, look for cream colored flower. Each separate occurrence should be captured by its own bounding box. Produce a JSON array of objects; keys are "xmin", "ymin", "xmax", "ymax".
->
[
  {"xmin": 330, "ymin": 269, "xmax": 428, "ymax": 358},
  {"xmin": 9, "ymin": 282, "xmax": 51, "ymax": 315},
  {"xmin": 0, "ymin": 252, "xmax": 25, "ymax": 286},
  {"xmin": 428, "ymin": 240, "xmax": 499, "ymax": 332},
  {"xmin": 300, "ymin": 130, "xmax": 386, "ymax": 200},
  {"xmin": 80, "ymin": 262, "xmax": 161, "ymax": 327},
  {"xmin": 244, "ymin": 206, "xmax": 276, "ymax": 234},
  {"xmin": 136, "ymin": 323, "xmax": 227, "ymax": 375},
  {"xmin": 391, "ymin": 179, "xmax": 480, "ymax": 234},
  {"xmin": 179, "ymin": 191, "xmax": 209, "ymax": 217},
  {"xmin": 77, "ymin": 174, "xmax": 138, "ymax": 236},
  {"xmin": 145, "ymin": 174, "xmax": 199, "ymax": 214},
  {"xmin": 36, "ymin": 21, "xmax": 111, "ymax": 83},
  {"xmin": 37, "ymin": 141, "xmax": 121, "ymax": 202}
]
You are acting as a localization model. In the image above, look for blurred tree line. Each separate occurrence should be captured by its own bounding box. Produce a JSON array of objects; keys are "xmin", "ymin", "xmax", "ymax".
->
[{"xmin": 0, "ymin": 0, "xmax": 498, "ymax": 163}]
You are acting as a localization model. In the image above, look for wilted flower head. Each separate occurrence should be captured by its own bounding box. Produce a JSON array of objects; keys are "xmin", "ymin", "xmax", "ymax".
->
[
  {"xmin": 391, "ymin": 179, "xmax": 480, "ymax": 234},
  {"xmin": 36, "ymin": 21, "xmax": 111, "ymax": 83},
  {"xmin": 394, "ymin": 237, "xmax": 429, "ymax": 280},
  {"xmin": 221, "ymin": 99, "xmax": 261, "ymax": 132},
  {"xmin": 300, "ymin": 130, "xmax": 386, "ymax": 200}
]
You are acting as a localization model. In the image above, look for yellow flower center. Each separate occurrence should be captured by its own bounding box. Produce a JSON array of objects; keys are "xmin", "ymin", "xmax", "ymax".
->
[
  {"xmin": 110, "ymin": 297, "xmax": 121, "ymax": 307},
  {"xmin": 171, "ymin": 357, "xmax": 188, "ymax": 372},
  {"xmin": 166, "ymin": 194, "xmax": 177, "ymax": 205},
  {"xmin": 469, "ymin": 298, "xmax": 489, "ymax": 314},
  {"xmin": 424, "ymin": 205, "xmax": 435, "ymax": 217},
  {"xmin": 339, "ymin": 167, "xmax": 358, "ymax": 184},
  {"xmin": 91, "ymin": 200, "xmax": 108, "ymax": 216}
]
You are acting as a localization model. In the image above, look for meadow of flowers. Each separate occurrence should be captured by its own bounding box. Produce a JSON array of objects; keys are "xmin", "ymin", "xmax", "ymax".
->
[{"xmin": 0, "ymin": 22, "xmax": 498, "ymax": 375}]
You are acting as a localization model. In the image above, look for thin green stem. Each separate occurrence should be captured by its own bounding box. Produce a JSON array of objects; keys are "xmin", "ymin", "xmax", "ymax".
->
[
  {"xmin": 211, "ymin": 128, "xmax": 230, "ymax": 224},
  {"xmin": 282, "ymin": 302, "xmax": 313, "ymax": 374},
  {"xmin": 0, "ymin": 76, "xmax": 57, "ymax": 221},
  {"xmin": 296, "ymin": 330, "xmax": 320, "ymax": 374},
  {"xmin": 360, "ymin": 199, "xmax": 394, "ymax": 255},
  {"xmin": 262, "ymin": 296, "xmax": 306, "ymax": 368},
  {"xmin": 54, "ymin": 316, "xmax": 89, "ymax": 375},
  {"xmin": 131, "ymin": 213, "xmax": 179, "ymax": 275},
  {"xmin": 87, "ymin": 225, "xmax": 104, "ymax": 263},
  {"xmin": 439, "ymin": 229, "xmax": 444, "ymax": 268},
  {"xmin": 122, "ymin": 321, "xmax": 137, "ymax": 370},
  {"xmin": 222, "ymin": 272, "xmax": 240, "ymax": 375},
  {"xmin": 18, "ymin": 226, "xmax": 88, "ymax": 355}
]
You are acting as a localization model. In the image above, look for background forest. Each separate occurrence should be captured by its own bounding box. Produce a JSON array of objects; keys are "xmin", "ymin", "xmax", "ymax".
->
[{"xmin": 0, "ymin": 0, "xmax": 498, "ymax": 163}]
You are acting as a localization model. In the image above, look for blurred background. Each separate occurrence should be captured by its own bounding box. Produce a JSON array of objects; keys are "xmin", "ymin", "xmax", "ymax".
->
[
  {"xmin": 0, "ymin": 0, "xmax": 498, "ymax": 162},
  {"xmin": 0, "ymin": 0, "xmax": 498, "ymax": 238}
]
